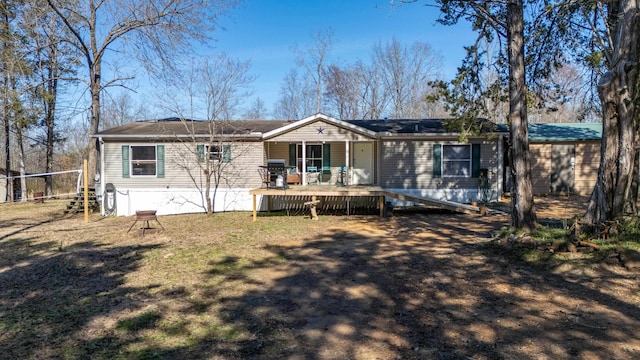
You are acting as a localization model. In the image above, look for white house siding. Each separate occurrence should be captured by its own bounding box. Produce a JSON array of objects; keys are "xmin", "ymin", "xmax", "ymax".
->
[
  {"xmin": 380, "ymin": 138, "xmax": 500, "ymax": 204},
  {"xmin": 102, "ymin": 140, "xmax": 265, "ymax": 215}
]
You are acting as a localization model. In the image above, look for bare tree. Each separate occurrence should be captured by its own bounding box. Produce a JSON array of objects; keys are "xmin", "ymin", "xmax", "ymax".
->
[
  {"xmin": 45, "ymin": 0, "xmax": 238, "ymax": 185},
  {"xmin": 356, "ymin": 61, "xmax": 388, "ymax": 119},
  {"xmin": 372, "ymin": 38, "xmax": 443, "ymax": 118},
  {"xmin": 292, "ymin": 28, "xmax": 334, "ymax": 114},
  {"xmin": 324, "ymin": 64, "xmax": 364, "ymax": 119},
  {"xmin": 273, "ymin": 69, "xmax": 315, "ymax": 120},
  {"xmin": 322, "ymin": 37, "xmax": 446, "ymax": 120},
  {"xmin": 243, "ymin": 97, "xmax": 269, "ymax": 120},
  {"xmin": 101, "ymin": 92, "xmax": 150, "ymax": 130},
  {"xmin": 162, "ymin": 54, "xmax": 255, "ymax": 215},
  {"xmin": 528, "ymin": 62, "xmax": 594, "ymax": 123}
]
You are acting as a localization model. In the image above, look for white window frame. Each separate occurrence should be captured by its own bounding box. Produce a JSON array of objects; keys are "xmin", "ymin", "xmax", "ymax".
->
[
  {"xmin": 130, "ymin": 145, "xmax": 157, "ymax": 177},
  {"xmin": 442, "ymin": 144, "xmax": 472, "ymax": 178},
  {"xmin": 206, "ymin": 144, "xmax": 222, "ymax": 161},
  {"xmin": 297, "ymin": 143, "xmax": 323, "ymax": 171}
]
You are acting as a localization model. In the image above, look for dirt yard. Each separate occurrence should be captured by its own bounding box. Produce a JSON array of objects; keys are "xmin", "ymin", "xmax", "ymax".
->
[{"xmin": 0, "ymin": 197, "xmax": 638, "ymax": 359}]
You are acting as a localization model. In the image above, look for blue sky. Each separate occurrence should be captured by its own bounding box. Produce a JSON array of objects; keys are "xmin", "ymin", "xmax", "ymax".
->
[{"xmin": 205, "ymin": 0, "xmax": 476, "ymax": 114}]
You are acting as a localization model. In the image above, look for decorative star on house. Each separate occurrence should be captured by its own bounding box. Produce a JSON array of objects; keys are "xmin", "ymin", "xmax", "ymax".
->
[{"xmin": 317, "ymin": 126, "xmax": 324, "ymax": 134}]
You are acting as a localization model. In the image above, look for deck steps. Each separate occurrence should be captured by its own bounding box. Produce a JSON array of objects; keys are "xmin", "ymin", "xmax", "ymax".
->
[{"xmin": 64, "ymin": 188, "xmax": 100, "ymax": 214}]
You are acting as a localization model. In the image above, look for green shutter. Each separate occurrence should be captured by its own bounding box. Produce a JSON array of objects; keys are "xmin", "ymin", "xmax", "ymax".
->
[
  {"xmin": 433, "ymin": 144, "xmax": 442, "ymax": 178},
  {"xmin": 196, "ymin": 144, "xmax": 204, "ymax": 162},
  {"xmin": 122, "ymin": 145, "xmax": 130, "ymax": 178},
  {"xmin": 322, "ymin": 143, "xmax": 331, "ymax": 168},
  {"xmin": 222, "ymin": 144, "xmax": 231, "ymax": 163},
  {"xmin": 289, "ymin": 143, "xmax": 296, "ymax": 167},
  {"xmin": 157, "ymin": 145, "xmax": 165, "ymax": 178},
  {"xmin": 471, "ymin": 144, "xmax": 481, "ymax": 178}
]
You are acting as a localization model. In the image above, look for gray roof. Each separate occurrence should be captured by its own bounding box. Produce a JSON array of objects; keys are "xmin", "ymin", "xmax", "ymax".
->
[
  {"xmin": 96, "ymin": 117, "xmax": 598, "ymax": 141},
  {"xmin": 346, "ymin": 118, "xmax": 505, "ymax": 134},
  {"xmin": 96, "ymin": 117, "xmax": 507, "ymax": 139},
  {"xmin": 95, "ymin": 118, "xmax": 291, "ymax": 138},
  {"xmin": 528, "ymin": 123, "xmax": 602, "ymax": 142}
]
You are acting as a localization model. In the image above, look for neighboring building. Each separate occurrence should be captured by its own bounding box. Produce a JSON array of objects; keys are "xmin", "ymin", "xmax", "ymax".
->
[
  {"xmin": 527, "ymin": 123, "xmax": 602, "ymax": 196},
  {"xmin": 0, "ymin": 168, "xmax": 22, "ymax": 202},
  {"xmin": 0, "ymin": 137, "xmax": 46, "ymax": 202},
  {"xmin": 95, "ymin": 114, "xmax": 509, "ymax": 216}
]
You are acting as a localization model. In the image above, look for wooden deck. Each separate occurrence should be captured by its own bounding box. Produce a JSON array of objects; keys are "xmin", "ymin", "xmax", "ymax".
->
[
  {"xmin": 249, "ymin": 185, "xmax": 483, "ymax": 221},
  {"xmin": 249, "ymin": 185, "xmax": 387, "ymax": 197}
]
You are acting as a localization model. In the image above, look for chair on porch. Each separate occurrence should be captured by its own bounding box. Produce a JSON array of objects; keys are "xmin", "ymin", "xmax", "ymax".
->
[
  {"xmin": 336, "ymin": 166, "xmax": 349, "ymax": 186},
  {"xmin": 320, "ymin": 166, "xmax": 332, "ymax": 184},
  {"xmin": 306, "ymin": 166, "xmax": 319, "ymax": 185}
]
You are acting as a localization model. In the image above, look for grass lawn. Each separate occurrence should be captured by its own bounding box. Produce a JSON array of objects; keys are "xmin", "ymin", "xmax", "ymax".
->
[{"xmin": 0, "ymin": 198, "xmax": 639, "ymax": 359}]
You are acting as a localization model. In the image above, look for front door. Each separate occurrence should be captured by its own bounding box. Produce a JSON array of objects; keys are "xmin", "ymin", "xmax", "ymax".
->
[
  {"xmin": 551, "ymin": 144, "xmax": 575, "ymax": 193},
  {"xmin": 352, "ymin": 142, "xmax": 373, "ymax": 185}
]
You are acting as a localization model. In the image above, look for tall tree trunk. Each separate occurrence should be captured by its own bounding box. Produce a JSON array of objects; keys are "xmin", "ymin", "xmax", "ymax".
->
[
  {"xmin": 45, "ymin": 96, "xmax": 55, "ymax": 196},
  {"xmin": 507, "ymin": 0, "xmax": 537, "ymax": 232},
  {"xmin": 3, "ymin": 111, "xmax": 9, "ymax": 202},
  {"xmin": 585, "ymin": 0, "xmax": 639, "ymax": 224},
  {"xmin": 45, "ymin": 52, "xmax": 58, "ymax": 197},
  {"xmin": 88, "ymin": 62, "xmax": 100, "ymax": 187},
  {"xmin": 630, "ymin": 147, "xmax": 639, "ymax": 214},
  {"xmin": 2, "ymin": 0, "xmax": 10, "ymax": 202},
  {"xmin": 87, "ymin": 0, "xmax": 100, "ymax": 188},
  {"xmin": 16, "ymin": 125, "xmax": 26, "ymax": 202}
]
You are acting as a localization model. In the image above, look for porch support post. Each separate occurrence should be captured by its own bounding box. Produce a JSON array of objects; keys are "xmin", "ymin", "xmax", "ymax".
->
[
  {"xmin": 301, "ymin": 140, "xmax": 307, "ymax": 185},
  {"xmin": 345, "ymin": 141, "xmax": 350, "ymax": 185},
  {"xmin": 253, "ymin": 194, "xmax": 257, "ymax": 221},
  {"xmin": 345, "ymin": 141, "xmax": 350, "ymax": 168},
  {"xmin": 379, "ymin": 195, "xmax": 385, "ymax": 217}
]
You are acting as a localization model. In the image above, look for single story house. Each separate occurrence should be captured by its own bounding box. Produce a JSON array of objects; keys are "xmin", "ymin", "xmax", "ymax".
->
[
  {"xmin": 94, "ymin": 113, "xmax": 510, "ymax": 216},
  {"xmin": 95, "ymin": 114, "xmax": 597, "ymax": 215}
]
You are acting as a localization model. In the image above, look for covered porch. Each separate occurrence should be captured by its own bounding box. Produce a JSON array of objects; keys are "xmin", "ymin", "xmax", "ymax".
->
[
  {"xmin": 262, "ymin": 140, "xmax": 377, "ymax": 187},
  {"xmin": 260, "ymin": 113, "xmax": 379, "ymax": 188}
]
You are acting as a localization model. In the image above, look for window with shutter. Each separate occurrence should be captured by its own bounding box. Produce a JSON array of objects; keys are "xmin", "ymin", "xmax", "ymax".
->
[
  {"xmin": 130, "ymin": 145, "xmax": 157, "ymax": 176},
  {"xmin": 438, "ymin": 144, "xmax": 480, "ymax": 178}
]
